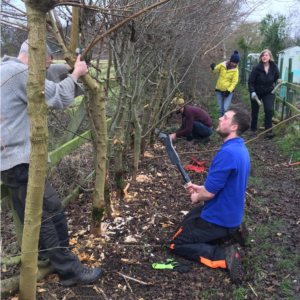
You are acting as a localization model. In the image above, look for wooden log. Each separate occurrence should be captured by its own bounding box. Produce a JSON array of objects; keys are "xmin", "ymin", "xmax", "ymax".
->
[
  {"xmin": 1, "ymin": 256, "xmax": 21, "ymax": 267},
  {"xmin": 1, "ymin": 264, "xmax": 55, "ymax": 299}
]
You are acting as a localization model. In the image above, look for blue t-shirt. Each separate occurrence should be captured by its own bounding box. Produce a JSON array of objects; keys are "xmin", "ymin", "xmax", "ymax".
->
[{"xmin": 201, "ymin": 137, "xmax": 250, "ymax": 227}]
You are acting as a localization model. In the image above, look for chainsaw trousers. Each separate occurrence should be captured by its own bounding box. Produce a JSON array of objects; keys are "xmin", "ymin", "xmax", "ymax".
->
[
  {"xmin": 170, "ymin": 205, "xmax": 237, "ymax": 269},
  {"xmin": 251, "ymin": 93, "xmax": 274, "ymax": 132},
  {"xmin": 1, "ymin": 166, "xmax": 83, "ymax": 280},
  {"xmin": 183, "ymin": 117, "xmax": 213, "ymax": 140}
]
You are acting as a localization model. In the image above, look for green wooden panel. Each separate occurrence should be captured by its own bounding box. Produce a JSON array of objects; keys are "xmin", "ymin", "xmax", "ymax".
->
[
  {"xmin": 48, "ymin": 130, "xmax": 92, "ymax": 168},
  {"xmin": 58, "ymin": 101, "xmax": 87, "ymax": 147}
]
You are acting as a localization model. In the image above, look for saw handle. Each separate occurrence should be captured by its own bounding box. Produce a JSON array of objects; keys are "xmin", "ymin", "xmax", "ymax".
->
[{"xmin": 184, "ymin": 181, "xmax": 196, "ymax": 194}]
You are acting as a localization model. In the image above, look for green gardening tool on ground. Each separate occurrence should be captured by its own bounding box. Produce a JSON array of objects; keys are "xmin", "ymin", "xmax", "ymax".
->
[{"xmin": 152, "ymin": 258, "xmax": 192, "ymax": 273}]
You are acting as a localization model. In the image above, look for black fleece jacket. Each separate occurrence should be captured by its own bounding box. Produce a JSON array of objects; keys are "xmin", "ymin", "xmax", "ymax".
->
[{"xmin": 248, "ymin": 61, "xmax": 279, "ymax": 98}]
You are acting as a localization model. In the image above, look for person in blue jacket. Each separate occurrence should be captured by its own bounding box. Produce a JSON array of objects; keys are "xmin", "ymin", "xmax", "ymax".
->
[{"xmin": 170, "ymin": 107, "xmax": 251, "ymax": 285}]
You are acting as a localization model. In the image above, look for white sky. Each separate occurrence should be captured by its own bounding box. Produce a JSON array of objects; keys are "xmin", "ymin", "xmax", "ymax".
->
[
  {"xmin": 246, "ymin": 0, "xmax": 299, "ymax": 21},
  {"xmin": 10, "ymin": 0, "xmax": 300, "ymax": 24}
]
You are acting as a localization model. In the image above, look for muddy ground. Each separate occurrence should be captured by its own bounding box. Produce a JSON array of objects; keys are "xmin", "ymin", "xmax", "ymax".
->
[{"xmin": 2, "ymin": 91, "xmax": 300, "ymax": 300}]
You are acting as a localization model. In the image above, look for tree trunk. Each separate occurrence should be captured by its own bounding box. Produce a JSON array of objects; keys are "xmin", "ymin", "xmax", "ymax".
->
[
  {"xmin": 82, "ymin": 79, "xmax": 109, "ymax": 235},
  {"xmin": 49, "ymin": 8, "xmax": 111, "ymax": 235},
  {"xmin": 19, "ymin": 3, "xmax": 49, "ymax": 299},
  {"xmin": 140, "ymin": 104, "xmax": 150, "ymax": 156}
]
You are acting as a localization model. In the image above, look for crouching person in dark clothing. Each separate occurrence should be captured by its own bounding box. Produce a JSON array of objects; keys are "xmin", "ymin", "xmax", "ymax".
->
[
  {"xmin": 170, "ymin": 105, "xmax": 213, "ymax": 144},
  {"xmin": 1, "ymin": 40, "xmax": 102, "ymax": 286},
  {"xmin": 170, "ymin": 107, "xmax": 251, "ymax": 284}
]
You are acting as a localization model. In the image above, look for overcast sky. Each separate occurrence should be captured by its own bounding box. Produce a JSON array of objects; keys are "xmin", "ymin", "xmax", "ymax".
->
[
  {"xmin": 246, "ymin": 0, "xmax": 298, "ymax": 21},
  {"xmin": 9, "ymin": 0, "xmax": 300, "ymax": 23}
]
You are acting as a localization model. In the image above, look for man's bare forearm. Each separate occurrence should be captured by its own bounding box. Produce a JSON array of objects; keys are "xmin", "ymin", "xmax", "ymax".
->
[{"xmin": 192, "ymin": 186, "xmax": 215, "ymax": 203}]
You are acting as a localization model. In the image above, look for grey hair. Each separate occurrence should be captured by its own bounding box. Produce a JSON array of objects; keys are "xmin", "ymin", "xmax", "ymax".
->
[{"xmin": 19, "ymin": 39, "xmax": 53, "ymax": 59}]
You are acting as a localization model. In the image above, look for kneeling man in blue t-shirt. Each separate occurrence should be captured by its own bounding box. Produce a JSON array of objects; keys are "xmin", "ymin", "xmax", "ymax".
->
[{"xmin": 170, "ymin": 107, "xmax": 251, "ymax": 285}]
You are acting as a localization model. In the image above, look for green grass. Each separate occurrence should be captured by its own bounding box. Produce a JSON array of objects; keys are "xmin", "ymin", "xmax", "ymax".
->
[
  {"xmin": 275, "ymin": 126, "xmax": 300, "ymax": 163},
  {"xmin": 247, "ymin": 176, "xmax": 264, "ymax": 187},
  {"xmin": 232, "ymin": 287, "xmax": 247, "ymax": 300}
]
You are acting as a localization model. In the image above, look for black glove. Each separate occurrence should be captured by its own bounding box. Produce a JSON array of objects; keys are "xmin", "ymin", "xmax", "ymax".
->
[
  {"xmin": 166, "ymin": 258, "xmax": 193, "ymax": 273},
  {"xmin": 222, "ymin": 90, "xmax": 230, "ymax": 98},
  {"xmin": 210, "ymin": 63, "xmax": 216, "ymax": 71},
  {"xmin": 152, "ymin": 258, "xmax": 192, "ymax": 273}
]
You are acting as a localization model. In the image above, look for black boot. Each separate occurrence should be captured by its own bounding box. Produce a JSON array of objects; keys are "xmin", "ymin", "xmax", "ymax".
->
[
  {"xmin": 232, "ymin": 222, "xmax": 249, "ymax": 247},
  {"xmin": 265, "ymin": 132, "xmax": 275, "ymax": 138},
  {"xmin": 225, "ymin": 244, "xmax": 244, "ymax": 285},
  {"xmin": 60, "ymin": 267, "xmax": 103, "ymax": 287}
]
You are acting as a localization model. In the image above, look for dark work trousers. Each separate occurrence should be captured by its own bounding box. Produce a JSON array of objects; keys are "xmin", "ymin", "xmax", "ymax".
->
[
  {"xmin": 251, "ymin": 93, "xmax": 274, "ymax": 132},
  {"xmin": 183, "ymin": 117, "xmax": 213, "ymax": 140},
  {"xmin": 170, "ymin": 206, "xmax": 237, "ymax": 269},
  {"xmin": 1, "ymin": 167, "xmax": 83, "ymax": 280}
]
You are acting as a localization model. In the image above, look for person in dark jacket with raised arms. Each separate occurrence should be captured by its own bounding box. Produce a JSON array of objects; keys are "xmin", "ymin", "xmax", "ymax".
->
[
  {"xmin": 248, "ymin": 49, "xmax": 280, "ymax": 138},
  {"xmin": 170, "ymin": 105, "xmax": 213, "ymax": 144}
]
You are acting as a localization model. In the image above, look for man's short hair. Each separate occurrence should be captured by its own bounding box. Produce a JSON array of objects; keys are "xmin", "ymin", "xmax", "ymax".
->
[
  {"xmin": 228, "ymin": 107, "xmax": 250, "ymax": 136},
  {"xmin": 19, "ymin": 39, "xmax": 53, "ymax": 59}
]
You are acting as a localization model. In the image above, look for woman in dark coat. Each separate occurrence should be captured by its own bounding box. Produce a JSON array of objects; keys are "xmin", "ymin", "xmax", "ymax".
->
[{"xmin": 248, "ymin": 49, "xmax": 280, "ymax": 138}]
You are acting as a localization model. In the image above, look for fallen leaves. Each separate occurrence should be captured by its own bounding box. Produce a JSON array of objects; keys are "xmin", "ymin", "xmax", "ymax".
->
[
  {"xmin": 144, "ymin": 152, "xmax": 154, "ymax": 158},
  {"xmin": 74, "ymin": 229, "xmax": 87, "ymax": 237},
  {"xmin": 69, "ymin": 237, "xmax": 78, "ymax": 245},
  {"xmin": 124, "ymin": 236, "xmax": 137, "ymax": 243},
  {"xmin": 121, "ymin": 258, "xmax": 141, "ymax": 264}
]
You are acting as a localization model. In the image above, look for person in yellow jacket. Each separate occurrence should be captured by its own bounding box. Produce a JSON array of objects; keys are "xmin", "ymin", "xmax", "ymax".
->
[
  {"xmin": 211, "ymin": 50, "xmax": 240, "ymax": 117},
  {"xmin": 170, "ymin": 94, "xmax": 185, "ymax": 105}
]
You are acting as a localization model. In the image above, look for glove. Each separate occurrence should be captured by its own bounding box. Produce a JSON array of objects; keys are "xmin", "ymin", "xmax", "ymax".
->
[
  {"xmin": 222, "ymin": 90, "xmax": 230, "ymax": 98},
  {"xmin": 251, "ymin": 92, "xmax": 257, "ymax": 100},
  {"xmin": 152, "ymin": 258, "xmax": 192, "ymax": 273},
  {"xmin": 276, "ymin": 79, "xmax": 283, "ymax": 84},
  {"xmin": 210, "ymin": 63, "xmax": 216, "ymax": 71}
]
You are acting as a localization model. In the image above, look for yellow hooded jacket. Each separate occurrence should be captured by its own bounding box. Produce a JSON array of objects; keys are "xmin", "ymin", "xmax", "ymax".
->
[
  {"xmin": 171, "ymin": 97, "xmax": 184, "ymax": 105},
  {"xmin": 211, "ymin": 61, "xmax": 239, "ymax": 93}
]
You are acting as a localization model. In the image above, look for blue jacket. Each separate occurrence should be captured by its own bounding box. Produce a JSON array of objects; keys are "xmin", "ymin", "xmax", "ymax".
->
[{"xmin": 201, "ymin": 138, "xmax": 250, "ymax": 227}]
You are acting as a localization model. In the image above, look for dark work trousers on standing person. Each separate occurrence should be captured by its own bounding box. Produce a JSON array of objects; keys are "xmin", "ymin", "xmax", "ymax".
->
[
  {"xmin": 251, "ymin": 93, "xmax": 274, "ymax": 132},
  {"xmin": 1, "ymin": 165, "xmax": 83, "ymax": 280},
  {"xmin": 170, "ymin": 206, "xmax": 238, "ymax": 269}
]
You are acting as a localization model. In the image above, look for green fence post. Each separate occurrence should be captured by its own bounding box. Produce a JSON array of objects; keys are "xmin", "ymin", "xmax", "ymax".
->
[
  {"xmin": 279, "ymin": 58, "xmax": 283, "ymax": 79},
  {"xmin": 241, "ymin": 47, "xmax": 247, "ymax": 85},
  {"xmin": 281, "ymin": 97, "xmax": 286, "ymax": 121},
  {"xmin": 286, "ymin": 58, "xmax": 294, "ymax": 117}
]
